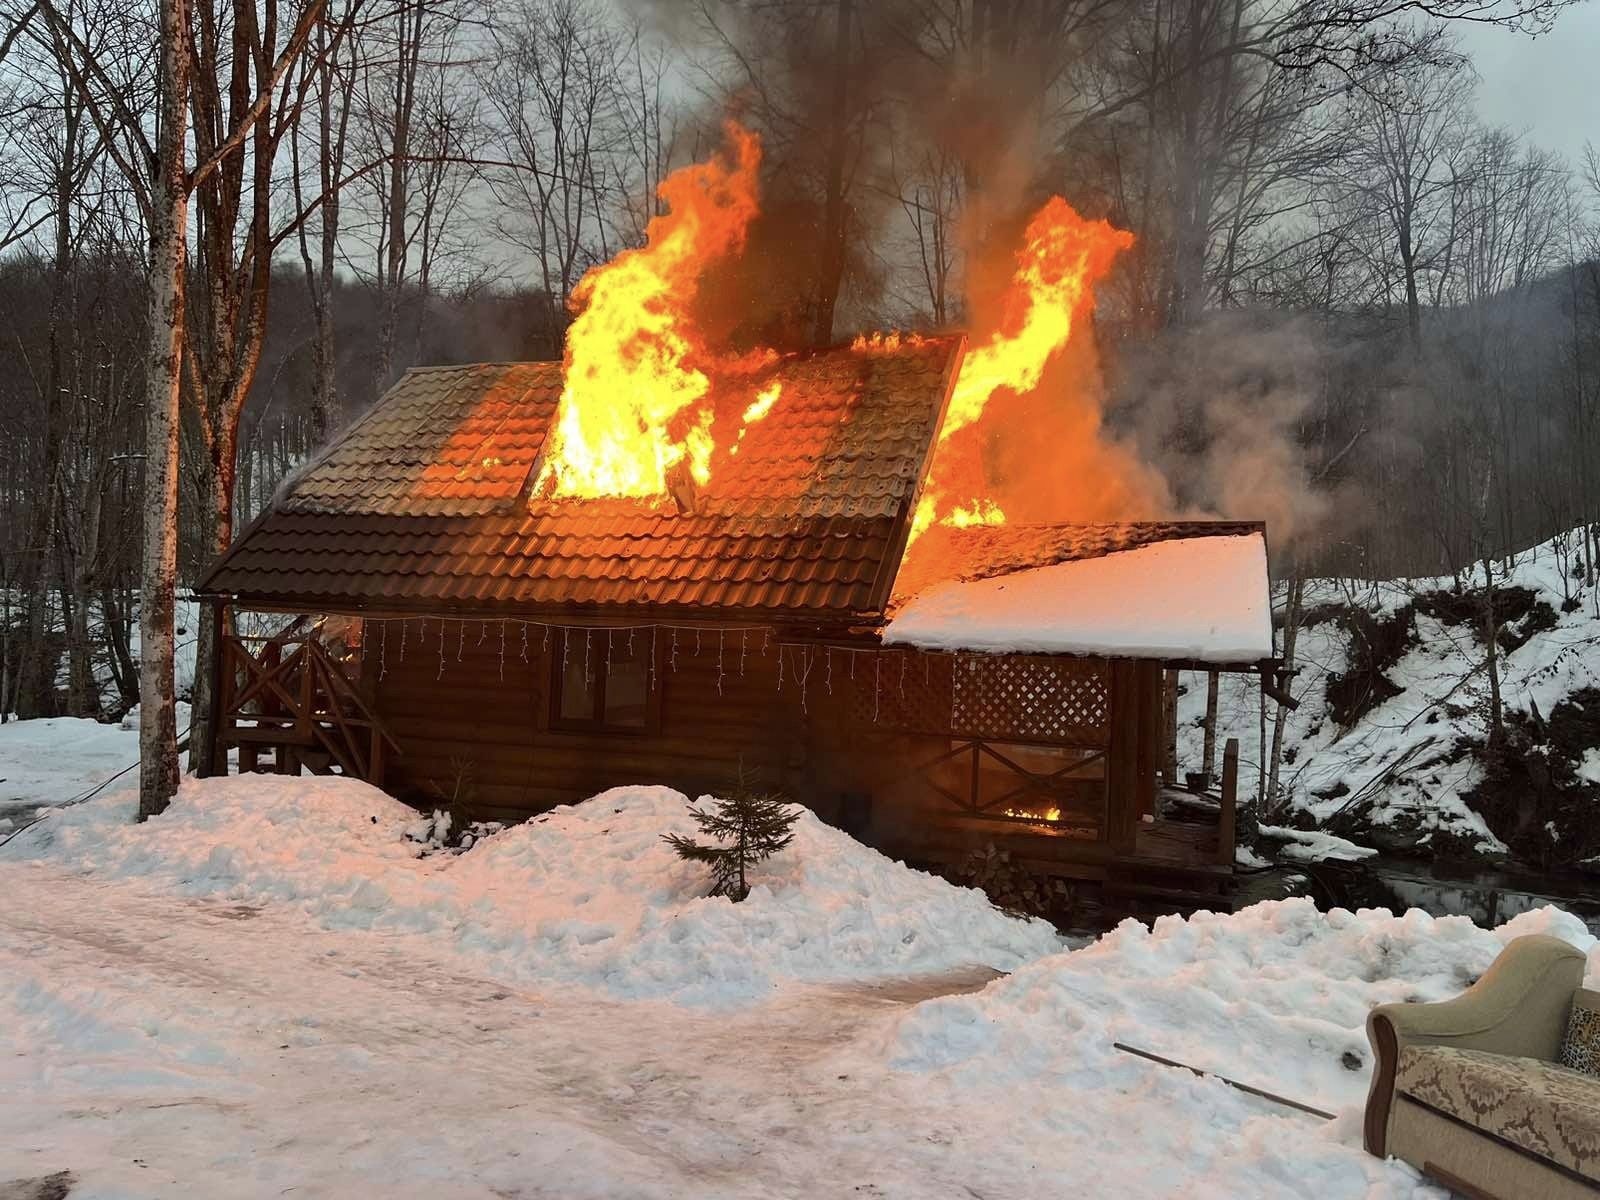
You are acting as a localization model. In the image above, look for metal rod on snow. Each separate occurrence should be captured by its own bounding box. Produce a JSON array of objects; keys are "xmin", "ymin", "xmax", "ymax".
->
[{"xmin": 1112, "ymin": 1042, "xmax": 1336, "ymax": 1121}]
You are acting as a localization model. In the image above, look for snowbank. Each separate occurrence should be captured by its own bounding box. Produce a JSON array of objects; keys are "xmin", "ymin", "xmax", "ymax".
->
[
  {"xmin": 885, "ymin": 532, "xmax": 1272, "ymax": 660},
  {"xmin": 883, "ymin": 898, "xmax": 1597, "ymax": 1196},
  {"xmin": 9, "ymin": 776, "xmax": 1062, "ymax": 1003},
  {"xmin": 1257, "ymin": 824, "xmax": 1378, "ymax": 863},
  {"xmin": 889, "ymin": 898, "xmax": 1596, "ymax": 1108},
  {"xmin": 0, "ymin": 706, "xmax": 189, "ymax": 817}
]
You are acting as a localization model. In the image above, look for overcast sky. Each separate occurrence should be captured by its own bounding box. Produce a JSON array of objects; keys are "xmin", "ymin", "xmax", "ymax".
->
[{"xmin": 1457, "ymin": 6, "xmax": 1600, "ymax": 165}]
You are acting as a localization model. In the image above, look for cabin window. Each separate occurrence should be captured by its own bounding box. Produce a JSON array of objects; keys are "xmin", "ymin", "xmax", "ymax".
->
[{"xmin": 549, "ymin": 628, "xmax": 655, "ymax": 733}]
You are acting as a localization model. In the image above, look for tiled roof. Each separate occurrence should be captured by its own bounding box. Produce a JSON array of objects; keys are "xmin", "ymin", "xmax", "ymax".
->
[
  {"xmin": 888, "ymin": 520, "xmax": 1268, "ymax": 609},
  {"xmin": 200, "ymin": 337, "xmax": 965, "ymax": 618}
]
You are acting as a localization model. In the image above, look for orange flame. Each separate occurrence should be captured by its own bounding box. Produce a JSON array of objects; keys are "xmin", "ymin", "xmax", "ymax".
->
[
  {"xmin": 528, "ymin": 125, "xmax": 1139, "ymax": 568},
  {"xmin": 1003, "ymin": 805, "xmax": 1062, "ymax": 823},
  {"xmin": 534, "ymin": 125, "xmax": 762, "ymax": 499},
  {"xmin": 911, "ymin": 198, "xmax": 1135, "ymax": 543},
  {"xmin": 730, "ymin": 382, "xmax": 782, "ymax": 456},
  {"xmin": 947, "ymin": 498, "xmax": 1007, "ymax": 527}
]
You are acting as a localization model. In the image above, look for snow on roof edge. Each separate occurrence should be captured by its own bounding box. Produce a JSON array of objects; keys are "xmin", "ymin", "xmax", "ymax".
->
[{"xmin": 882, "ymin": 532, "xmax": 1273, "ymax": 663}]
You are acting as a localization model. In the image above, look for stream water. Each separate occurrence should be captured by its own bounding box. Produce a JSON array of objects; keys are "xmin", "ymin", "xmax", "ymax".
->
[{"xmin": 1316, "ymin": 854, "xmax": 1600, "ymax": 934}]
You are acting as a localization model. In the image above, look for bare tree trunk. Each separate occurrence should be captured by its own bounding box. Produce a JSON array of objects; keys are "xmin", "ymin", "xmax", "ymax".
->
[
  {"xmin": 1481, "ymin": 553, "xmax": 1504, "ymax": 749},
  {"xmin": 60, "ymin": 574, "xmax": 96, "ymax": 716},
  {"xmin": 13, "ymin": 252, "xmax": 72, "ymax": 716},
  {"xmin": 1201, "ymin": 669, "xmax": 1220, "ymax": 782},
  {"xmin": 1401, "ymin": 232, "xmax": 1422, "ymax": 348},
  {"xmin": 101, "ymin": 585, "xmax": 138, "ymax": 711},
  {"xmin": 61, "ymin": 470, "xmax": 105, "ymax": 717},
  {"xmin": 810, "ymin": 0, "xmax": 852, "ymax": 347},
  {"xmin": 1266, "ymin": 574, "xmax": 1305, "ymax": 817},
  {"xmin": 373, "ymin": 0, "xmax": 420, "ymax": 396},
  {"xmin": 190, "ymin": 415, "xmax": 240, "ymax": 777},
  {"xmin": 294, "ymin": 12, "xmax": 350, "ymax": 444},
  {"xmin": 139, "ymin": 0, "xmax": 192, "ymax": 822},
  {"xmin": 0, "ymin": 576, "xmax": 11, "ymax": 722},
  {"xmin": 13, "ymin": 580, "xmax": 57, "ymax": 717}
]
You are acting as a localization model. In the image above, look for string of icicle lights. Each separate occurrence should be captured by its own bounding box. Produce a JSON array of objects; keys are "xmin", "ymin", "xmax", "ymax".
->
[{"xmin": 352, "ymin": 615, "xmax": 941, "ymax": 717}]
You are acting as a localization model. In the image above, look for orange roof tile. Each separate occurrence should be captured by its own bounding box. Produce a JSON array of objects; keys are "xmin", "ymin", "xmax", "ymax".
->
[{"xmin": 199, "ymin": 337, "xmax": 965, "ymax": 619}]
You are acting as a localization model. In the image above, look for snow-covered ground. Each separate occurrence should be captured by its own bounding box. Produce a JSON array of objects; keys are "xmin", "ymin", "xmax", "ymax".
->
[
  {"xmin": 4, "ymin": 758, "xmax": 1593, "ymax": 1197},
  {"xmin": 1177, "ymin": 526, "xmax": 1600, "ymax": 856},
  {"xmin": 10, "ymin": 778, "xmax": 1060, "ymax": 1004},
  {"xmin": 0, "ymin": 706, "xmax": 187, "ymax": 830}
]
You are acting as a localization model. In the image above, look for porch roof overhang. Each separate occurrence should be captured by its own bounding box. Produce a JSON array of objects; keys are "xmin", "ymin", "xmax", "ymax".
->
[{"xmin": 880, "ymin": 527, "xmax": 1273, "ymax": 666}]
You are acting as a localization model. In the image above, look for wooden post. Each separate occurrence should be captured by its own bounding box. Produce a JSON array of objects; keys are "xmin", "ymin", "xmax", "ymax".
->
[
  {"xmin": 296, "ymin": 642, "xmax": 313, "ymax": 742},
  {"xmin": 1161, "ymin": 668, "xmax": 1179, "ymax": 786},
  {"xmin": 196, "ymin": 597, "xmax": 229, "ymax": 778},
  {"xmin": 1201, "ymin": 669, "xmax": 1220, "ymax": 784},
  {"xmin": 1107, "ymin": 660, "xmax": 1140, "ymax": 852},
  {"xmin": 1218, "ymin": 737, "xmax": 1239, "ymax": 867},
  {"xmin": 1135, "ymin": 661, "xmax": 1160, "ymax": 821}
]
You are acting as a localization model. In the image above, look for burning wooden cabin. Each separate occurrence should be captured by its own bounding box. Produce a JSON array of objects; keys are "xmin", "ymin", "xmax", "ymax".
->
[{"xmin": 195, "ymin": 334, "xmax": 1275, "ymax": 908}]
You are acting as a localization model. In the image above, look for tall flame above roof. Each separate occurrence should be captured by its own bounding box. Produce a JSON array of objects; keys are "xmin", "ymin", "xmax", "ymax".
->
[
  {"xmin": 909, "ymin": 198, "xmax": 1135, "ymax": 544},
  {"xmin": 528, "ymin": 120, "xmax": 1137, "ymax": 572},
  {"xmin": 534, "ymin": 124, "xmax": 762, "ymax": 500}
]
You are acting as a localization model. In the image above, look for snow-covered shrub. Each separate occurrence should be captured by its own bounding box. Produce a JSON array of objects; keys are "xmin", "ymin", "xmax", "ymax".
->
[
  {"xmin": 1464, "ymin": 687, "xmax": 1600, "ymax": 865},
  {"xmin": 1323, "ymin": 604, "xmax": 1414, "ymax": 729}
]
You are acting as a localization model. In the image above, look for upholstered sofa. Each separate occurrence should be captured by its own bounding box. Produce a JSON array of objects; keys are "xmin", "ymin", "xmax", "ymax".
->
[{"xmin": 1365, "ymin": 933, "xmax": 1600, "ymax": 1198}]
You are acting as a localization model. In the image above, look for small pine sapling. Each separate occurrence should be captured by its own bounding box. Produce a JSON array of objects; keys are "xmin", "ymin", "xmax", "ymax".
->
[{"xmin": 663, "ymin": 767, "xmax": 800, "ymax": 901}]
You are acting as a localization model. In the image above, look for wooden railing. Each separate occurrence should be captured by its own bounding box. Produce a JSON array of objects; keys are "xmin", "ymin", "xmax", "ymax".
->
[
  {"xmin": 907, "ymin": 736, "xmax": 1110, "ymax": 841},
  {"xmin": 217, "ymin": 634, "xmax": 399, "ymax": 785}
]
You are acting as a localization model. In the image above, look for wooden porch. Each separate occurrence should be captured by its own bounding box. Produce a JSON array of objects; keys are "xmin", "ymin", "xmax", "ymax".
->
[
  {"xmin": 820, "ymin": 647, "xmax": 1242, "ymax": 912},
  {"xmin": 212, "ymin": 631, "xmax": 399, "ymax": 784}
]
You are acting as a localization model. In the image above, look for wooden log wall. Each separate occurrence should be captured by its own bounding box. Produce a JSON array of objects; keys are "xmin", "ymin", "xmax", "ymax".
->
[{"xmin": 363, "ymin": 618, "xmax": 813, "ymax": 823}]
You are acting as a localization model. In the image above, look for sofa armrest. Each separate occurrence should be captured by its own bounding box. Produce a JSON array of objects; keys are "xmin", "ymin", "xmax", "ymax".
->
[{"xmin": 1363, "ymin": 933, "xmax": 1586, "ymax": 1157}]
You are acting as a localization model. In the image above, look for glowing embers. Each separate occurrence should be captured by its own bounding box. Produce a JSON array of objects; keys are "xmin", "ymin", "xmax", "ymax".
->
[
  {"xmin": 1001, "ymin": 804, "xmax": 1063, "ymax": 824},
  {"xmin": 850, "ymin": 331, "xmax": 924, "ymax": 353}
]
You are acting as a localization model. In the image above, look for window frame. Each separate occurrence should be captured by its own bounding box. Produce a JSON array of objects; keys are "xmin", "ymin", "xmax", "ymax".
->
[{"xmin": 546, "ymin": 626, "xmax": 660, "ymax": 735}]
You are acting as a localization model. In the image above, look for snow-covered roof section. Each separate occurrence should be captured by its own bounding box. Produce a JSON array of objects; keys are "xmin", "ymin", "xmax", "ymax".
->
[{"xmin": 883, "ymin": 531, "xmax": 1272, "ymax": 662}]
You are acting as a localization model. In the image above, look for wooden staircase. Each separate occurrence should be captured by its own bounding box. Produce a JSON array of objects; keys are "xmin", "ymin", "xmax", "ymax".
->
[{"xmin": 217, "ymin": 634, "xmax": 399, "ymax": 785}]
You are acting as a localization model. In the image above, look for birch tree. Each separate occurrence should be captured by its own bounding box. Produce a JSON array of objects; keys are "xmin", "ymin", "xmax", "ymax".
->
[
  {"xmin": 45, "ymin": 0, "xmax": 341, "ymax": 816},
  {"xmin": 138, "ymin": 0, "xmax": 192, "ymax": 818}
]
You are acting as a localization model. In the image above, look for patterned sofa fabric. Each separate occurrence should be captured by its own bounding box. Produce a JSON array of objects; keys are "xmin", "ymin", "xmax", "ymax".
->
[{"xmin": 1396, "ymin": 1044, "xmax": 1600, "ymax": 1182}]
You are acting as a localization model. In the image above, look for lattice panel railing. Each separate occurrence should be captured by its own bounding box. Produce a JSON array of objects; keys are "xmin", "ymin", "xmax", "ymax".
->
[
  {"xmin": 847, "ymin": 649, "xmax": 1110, "ymax": 748},
  {"xmin": 952, "ymin": 654, "xmax": 1109, "ymax": 745}
]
